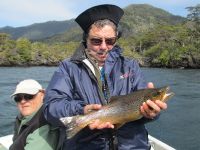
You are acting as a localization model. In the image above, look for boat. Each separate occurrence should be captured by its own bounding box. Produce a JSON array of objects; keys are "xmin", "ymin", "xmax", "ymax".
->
[
  {"xmin": 148, "ymin": 135, "xmax": 175, "ymax": 150},
  {"xmin": 0, "ymin": 134, "xmax": 175, "ymax": 150},
  {"xmin": 0, "ymin": 135, "xmax": 13, "ymax": 150}
]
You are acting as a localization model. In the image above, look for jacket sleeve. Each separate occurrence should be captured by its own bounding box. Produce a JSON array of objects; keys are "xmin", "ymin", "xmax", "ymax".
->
[
  {"xmin": 43, "ymin": 61, "xmax": 85, "ymax": 127},
  {"xmin": 131, "ymin": 60, "xmax": 147, "ymax": 90}
]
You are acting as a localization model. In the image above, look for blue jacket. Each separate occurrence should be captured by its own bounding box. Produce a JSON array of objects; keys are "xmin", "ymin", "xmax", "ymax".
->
[{"xmin": 44, "ymin": 44, "xmax": 151, "ymax": 150}]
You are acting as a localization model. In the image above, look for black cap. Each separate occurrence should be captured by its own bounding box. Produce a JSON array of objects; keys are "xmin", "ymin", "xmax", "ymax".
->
[{"xmin": 75, "ymin": 4, "xmax": 124, "ymax": 33}]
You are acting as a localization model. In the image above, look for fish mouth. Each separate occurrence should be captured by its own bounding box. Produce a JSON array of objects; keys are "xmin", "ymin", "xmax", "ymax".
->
[{"xmin": 162, "ymin": 86, "xmax": 175, "ymax": 102}]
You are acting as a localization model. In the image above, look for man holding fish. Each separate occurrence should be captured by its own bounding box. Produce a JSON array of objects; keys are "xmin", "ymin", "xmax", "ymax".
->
[{"xmin": 44, "ymin": 4, "xmax": 171, "ymax": 150}]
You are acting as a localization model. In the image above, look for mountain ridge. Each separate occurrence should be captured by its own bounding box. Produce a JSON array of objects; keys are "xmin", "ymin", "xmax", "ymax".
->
[
  {"xmin": 0, "ymin": 19, "xmax": 78, "ymax": 40},
  {"xmin": 0, "ymin": 4, "xmax": 185, "ymax": 42}
]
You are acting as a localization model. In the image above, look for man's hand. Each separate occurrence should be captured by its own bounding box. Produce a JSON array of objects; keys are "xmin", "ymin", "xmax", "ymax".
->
[
  {"xmin": 83, "ymin": 104, "xmax": 114, "ymax": 130},
  {"xmin": 140, "ymin": 82, "xmax": 167, "ymax": 119}
]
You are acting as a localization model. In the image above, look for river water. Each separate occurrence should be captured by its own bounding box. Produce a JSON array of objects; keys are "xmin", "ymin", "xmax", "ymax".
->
[{"xmin": 0, "ymin": 67, "xmax": 200, "ymax": 150}]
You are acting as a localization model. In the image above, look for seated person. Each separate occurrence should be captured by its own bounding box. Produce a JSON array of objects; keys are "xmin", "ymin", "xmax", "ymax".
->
[{"xmin": 9, "ymin": 79, "xmax": 59, "ymax": 150}]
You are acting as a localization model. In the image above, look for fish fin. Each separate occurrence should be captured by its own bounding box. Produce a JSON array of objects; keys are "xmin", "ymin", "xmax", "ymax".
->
[{"xmin": 60, "ymin": 115, "xmax": 84, "ymax": 139}]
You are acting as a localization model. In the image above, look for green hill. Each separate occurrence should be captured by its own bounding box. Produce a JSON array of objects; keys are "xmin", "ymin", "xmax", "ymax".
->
[
  {"xmin": 120, "ymin": 4, "xmax": 185, "ymax": 36},
  {"xmin": 0, "ymin": 4, "xmax": 199, "ymax": 68},
  {"xmin": 0, "ymin": 19, "xmax": 77, "ymax": 40},
  {"xmin": 43, "ymin": 4, "xmax": 185, "ymax": 43},
  {"xmin": 0, "ymin": 4, "xmax": 185, "ymax": 42}
]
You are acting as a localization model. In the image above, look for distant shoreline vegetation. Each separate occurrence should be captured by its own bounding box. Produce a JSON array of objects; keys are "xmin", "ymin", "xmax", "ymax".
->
[{"xmin": 0, "ymin": 4, "xmax": 199, "ymax": 68}]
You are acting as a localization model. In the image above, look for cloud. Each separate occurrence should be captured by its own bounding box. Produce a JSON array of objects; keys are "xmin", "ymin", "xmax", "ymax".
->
[{"xmin": 0, "ymin": 0, "xmax": 76, "ymax": 27}]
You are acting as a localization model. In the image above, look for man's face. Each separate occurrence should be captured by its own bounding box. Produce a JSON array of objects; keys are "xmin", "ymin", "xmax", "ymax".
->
[
  {"xmin": 86, "ymin": 24, "xmax": 116, "ymax": 66},
  {"xmin": 16, "ymin": 91, "xmax": 44, "ymax": 117}
]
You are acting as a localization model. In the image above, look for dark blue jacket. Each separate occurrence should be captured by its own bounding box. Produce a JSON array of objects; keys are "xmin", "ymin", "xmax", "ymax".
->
[{"xmin": 44, "ymin": 44, "xmax": 151, "ymax": 150}]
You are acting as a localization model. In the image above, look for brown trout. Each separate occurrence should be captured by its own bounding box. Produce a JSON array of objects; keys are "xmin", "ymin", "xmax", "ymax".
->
[{"xmin": 60, "ymin": 86, "xmax": 174, "ymax": 139}]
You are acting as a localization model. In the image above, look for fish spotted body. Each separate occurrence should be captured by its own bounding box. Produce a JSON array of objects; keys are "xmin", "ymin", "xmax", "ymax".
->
[{"xmin": 60, "ymin": 86, "xmax": 174, "ymax": 139}]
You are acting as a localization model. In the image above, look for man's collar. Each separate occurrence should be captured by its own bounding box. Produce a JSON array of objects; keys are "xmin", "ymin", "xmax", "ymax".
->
[{"xmin": 71, "ymin": 43, "xmax": 87, "ymax": 62}]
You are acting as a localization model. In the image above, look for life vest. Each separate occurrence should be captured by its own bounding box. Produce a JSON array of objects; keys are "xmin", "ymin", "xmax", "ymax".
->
[{"xmin": 9, "ymin": 107, "xmax": 48, "ymax": 150}]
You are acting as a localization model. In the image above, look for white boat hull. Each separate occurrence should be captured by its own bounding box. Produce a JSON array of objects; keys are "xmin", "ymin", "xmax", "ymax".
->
[
  {"xmin": 0, "ymin": 134, "xmax": 13, "ymax": 149},
  {"xmin": 0, "ymin": 134, "xmax": 175, "ymax": 150},
  {"xmin": 149, "ymin": 135, "xmax": 175, "ymax": 150}
]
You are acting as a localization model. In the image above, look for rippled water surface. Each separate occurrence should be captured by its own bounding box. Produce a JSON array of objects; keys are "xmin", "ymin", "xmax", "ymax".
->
[{"xmin": 0, "ymin": 67, "xmax": 200, "ymax": 150}]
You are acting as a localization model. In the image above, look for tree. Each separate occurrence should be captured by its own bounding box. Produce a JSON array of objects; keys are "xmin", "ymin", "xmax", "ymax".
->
[
  {"xmin": 186, "ymin": 4, "xmax": 200, "ymax": 23},
  {"xmin": 16, "ymin": 38, "xmax": 32, "ymax": 62},
  {"xmin": 185, "ymin": 4, "xmax": 200, "ymax": 62},
  {"xmin": 186, "ymin": 4, "xmax": 200, "ymax": 42},
  {"xmin": 0, "ymin": 33, "xmax": 10, "ymax": 45}
]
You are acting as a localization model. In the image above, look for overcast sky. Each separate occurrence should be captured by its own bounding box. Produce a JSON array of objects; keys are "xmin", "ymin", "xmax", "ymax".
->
[{"xmin": 0, "ymin": 0, "xmax": 199, "ymax": 28}]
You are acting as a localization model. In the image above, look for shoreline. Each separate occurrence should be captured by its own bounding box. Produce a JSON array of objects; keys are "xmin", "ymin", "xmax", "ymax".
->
[{"xmin": 0, "ymin": 64, "xmax": 199, "ymax": 69}]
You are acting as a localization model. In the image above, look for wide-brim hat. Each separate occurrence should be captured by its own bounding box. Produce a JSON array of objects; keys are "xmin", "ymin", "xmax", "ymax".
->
[
  {"xmin": 75, "ymin": 4, "xmax": 124, "ymax": 33},
  {"xmin": 11, "ymin": 79, "xmax": 43, "ymax": 97}
]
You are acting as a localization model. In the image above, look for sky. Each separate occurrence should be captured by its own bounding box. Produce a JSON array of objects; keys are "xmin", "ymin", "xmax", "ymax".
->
[{"xmin": 0, "ymin": 0, "xmax": 199, "ymax": 28}]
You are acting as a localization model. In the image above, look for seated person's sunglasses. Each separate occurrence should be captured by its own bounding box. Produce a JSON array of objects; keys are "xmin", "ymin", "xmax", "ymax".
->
[{"xmin": 14, "ymin": 94, "xmax": 36, "ymax": 103}]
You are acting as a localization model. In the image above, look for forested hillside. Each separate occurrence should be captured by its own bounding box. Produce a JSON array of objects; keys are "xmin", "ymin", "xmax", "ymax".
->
[
  {"xmin": 0, "ymin": 4, "xmax": 199, "ymax": 68},
  {"xmin": 0, "ymin": 4, "xmax": 185, "ymax": 42},
  {"xmin": 0, "ymin": 20, "xmax": 77, "ymax": 40}
]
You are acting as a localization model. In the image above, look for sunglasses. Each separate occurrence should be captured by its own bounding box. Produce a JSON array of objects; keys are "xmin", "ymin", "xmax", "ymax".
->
[
  {"xmin": 89, "ymin": 37, "xmax": 117, "ymax": 46},
  {"xmin": 14, "ymin": 94, "xmax": 35, "ymax": 103}
]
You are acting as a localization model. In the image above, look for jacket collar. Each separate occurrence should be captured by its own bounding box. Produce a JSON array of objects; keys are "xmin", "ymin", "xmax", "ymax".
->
[
  {"xmin": 70, "ymin": 43, "xmax": 87, "ymax": 62},
  {"xmin": 106, "ymin": 45, "xmax": 122, "ymax": 63}
]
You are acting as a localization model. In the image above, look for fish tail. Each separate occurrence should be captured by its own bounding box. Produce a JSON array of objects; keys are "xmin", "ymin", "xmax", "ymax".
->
[{"xmin": 60, "ymin": 115, "xmax": 84, "ymax": 139}]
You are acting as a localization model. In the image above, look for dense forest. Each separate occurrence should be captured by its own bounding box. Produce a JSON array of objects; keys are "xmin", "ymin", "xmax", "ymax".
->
[{"xmin": 0, "ymin": 4, "xmax": 199, "ymax": 68}]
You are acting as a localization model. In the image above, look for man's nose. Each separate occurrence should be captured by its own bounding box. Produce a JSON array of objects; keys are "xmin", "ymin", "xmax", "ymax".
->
[{"xmin": 99, "ymin": 40, "xmax": 108, "ymax": 49}]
